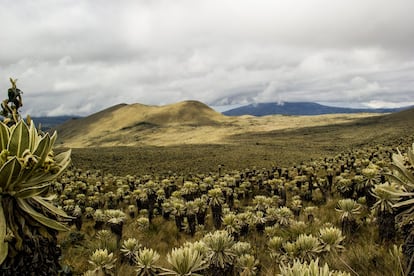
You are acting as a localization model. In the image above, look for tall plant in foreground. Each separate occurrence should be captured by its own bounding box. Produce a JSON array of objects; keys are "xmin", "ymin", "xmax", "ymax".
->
[
  {"xmin": 135, "ymin": 247, "xmax": 160, "ymax": 276},
  {"xmin": 371, "ymin": 182, "xmax": 400, "ymax": 242},
  {"xmin": 0, "ymin": 120, "xmax": 72, "ymax": 275},
  {"xmin": 208, "ymin": 188, "xmax": 224, "ymax": 229},
  {"xmin": 335, "ymin": 199, "xmax": 360, "ymax": 235},
  {"xmin": 202, "ymin": 230, "xmax": 236, "ymax": 275},
  {"xmin": 387, "ymin": 143, "xmax": 414, "ymax": 274},
  {"xmin": 88, "ymin": 248, "xmax": 117, "ymax": 276},
  {"xmin": 278, "ymin": 258, "xmax": 350, "ymax": 276},
  {"xmin": 161, "ymin": 246, "xmax": 207, "ymax": 275}
]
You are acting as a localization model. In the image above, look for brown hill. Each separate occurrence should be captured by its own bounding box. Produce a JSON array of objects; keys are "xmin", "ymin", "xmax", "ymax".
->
[
  {"xmin": 133, "ymin": 100, "xmax": 226, "ymax": 126},
  {"xmin": 55, "ymin": 103, "xmax": 127, "ymax": 141},
  {"xmin": 56, "ymin": 100, "xmax": 414, "ymax": 148},
  {"xmin": 55, "ymin": 100, "xmax": 230, "ymax": 147},
  {"xmin": 380, "ymin": 106, "xmax": 414, "ymax": 123}
]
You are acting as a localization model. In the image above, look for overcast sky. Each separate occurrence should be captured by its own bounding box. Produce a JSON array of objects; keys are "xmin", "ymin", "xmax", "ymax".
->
[{"xmin": 1, "ymin": 0, "xmax": 413, "ymax": 116}]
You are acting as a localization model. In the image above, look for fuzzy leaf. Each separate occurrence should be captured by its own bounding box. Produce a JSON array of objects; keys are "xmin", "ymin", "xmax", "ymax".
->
[
  {"xmin": 17, "ymin": 135, "xmax": 51, "ymax": 183},
  {"xmin": 16, "ymin": 198, "xmax": 69, "ymax": 231},
  {"xmin": 0, "ymin": 201, "xmax": 8, "ymax": 265},
  {"xmin": 51, "ymin": 150, "xmax": 72, "ymax": 177},
  {"xmin": 0, "ymin": 157, "xmax": 22, "ymax": 191},
  {"xmin": 28, "ymin": 121, "xmax": 38, "ymax": 151},
  {"xmin": 32, "ymin": 196, "xmax": 73, "ymax": 219},
  {"xmin": 33, "ymin": 134, "xmax": 50, "ymax": 161},
  {"xmin": 393, "ymin": 152, "xmax": 405, "ymax": 166},
  {"xmin": 0, "ymin": 123, "xmax": 9, "ymax": 151},
  {"xmin": 389, "ymin": 163, "xmax": 414, "ymax": 186},
  {"xmin": 55, "ymin": 149, "xmax": 71, "ymax": 167},
  {"xmin": 385, "ymin": 173, "xmax": 414, "ymax": 191},
  {"xmin": 14, "ymin": 184, "xmax": 50, "ymax": 198},
  {"xmin": 386, "ymin": 190, "xmax": 414, "ymax": 197},
  {"xmin": 7, "ymin": 121, "xmax": 30, "ymax": 158},
  {"xmin": 408, "ymin": 147, "xmax": 414, "ymax": 168},
  {"xmin": 47, "ymin": 131, "xmax": 57, "ymax": 155},
  {"xmin": 393, "ymin": 198, "xmax": 414, "ymax": 209},
  {"xmin": 18, "ymin": 149, "xmax": 71, "ymax": 189},
  {"xmin": 18, "ymin": 172, "xmax": 58, "ymax": 189}
]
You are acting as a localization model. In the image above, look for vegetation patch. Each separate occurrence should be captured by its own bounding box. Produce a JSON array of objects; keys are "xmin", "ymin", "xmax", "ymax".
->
[{"xmin": 120, "ymin": 121, "xmax": 159, "ymax": 131}]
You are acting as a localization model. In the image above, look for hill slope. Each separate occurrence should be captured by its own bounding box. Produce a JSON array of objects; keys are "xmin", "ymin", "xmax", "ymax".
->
[
  {"xmin": 56, "ymin": 98, "xmax": 414, "ymax": 148},
  {"xmin": 223, "ymin": 102, "xmax": 408, "ymax": 116},
  {"xmin": 69, "ymin": 106, "xmax": 414, "ymax": 175},
  {"xmin": 55, "ymin": 100, "xmax": 229, "ymax": 147}
]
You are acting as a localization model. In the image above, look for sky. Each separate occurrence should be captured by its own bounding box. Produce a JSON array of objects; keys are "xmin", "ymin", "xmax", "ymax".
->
[{"xmin": 1, "ymin": 0, "xmax": 414, "ymax": 116}]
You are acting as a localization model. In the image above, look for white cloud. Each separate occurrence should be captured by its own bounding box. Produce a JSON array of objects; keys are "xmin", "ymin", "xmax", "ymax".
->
[
  {"xmin": 0, "ymin": 0, "xmax": 413, "ymax": 116},
  {"xmin": 364, "ymin": 100, "xmax": 414, "ymax": 109}
]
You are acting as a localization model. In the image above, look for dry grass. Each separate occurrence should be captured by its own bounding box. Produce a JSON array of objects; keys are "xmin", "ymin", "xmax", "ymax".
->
[
  {"xmin": 54, "ymin": 101, "xmax": 414, "ymax": 176},
  {"xmin": 53, "ymin": 106, "xmax": 414, "ymax": 275},
  {"xmin": 65, "ymin": 108, "xmax": 414, "ymax": 176},
  {"xmin": 55, "ymin": 100, "xmax": 385, "ymax": 148}
]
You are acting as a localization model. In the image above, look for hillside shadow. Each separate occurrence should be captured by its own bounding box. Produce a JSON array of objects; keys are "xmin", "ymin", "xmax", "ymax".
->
[{"xmin": 227, "ymin": 109, "xmax": 414, "ymax": 149}]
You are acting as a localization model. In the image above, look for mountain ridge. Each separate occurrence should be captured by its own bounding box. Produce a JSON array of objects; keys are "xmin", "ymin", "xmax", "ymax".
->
[
  {"xmin": 54, "ymin": 100, "xmax": 230, "ymax": 147},
  {"xmin": 24, "ymin": 101, "xmax": 410, "ymax": 130},
  {"xmin": 51, "ymin": 99, "xmax": 414, "ymax": 148},
  {"xmin": 222, "ymin": 102, "xmax": 410, "ymax": 116}
]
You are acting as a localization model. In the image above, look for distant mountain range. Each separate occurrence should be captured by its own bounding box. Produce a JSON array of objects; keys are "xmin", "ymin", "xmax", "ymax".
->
[
  {"xmin": 10, "ymin": 101, "xmax": 411, "ymax": 130},
  {"xmin": 222, "ymin": 102, "xmax": 411, "ymax": 116},
  {"xmin": 30, "ymin": 116, "xmax": 81, "ymax": 130}
]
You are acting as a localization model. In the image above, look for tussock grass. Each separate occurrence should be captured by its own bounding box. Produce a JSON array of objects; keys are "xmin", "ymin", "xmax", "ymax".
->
[{"xmin": 54, "ymin": 119, "xmax": 414, "ymax": 275}]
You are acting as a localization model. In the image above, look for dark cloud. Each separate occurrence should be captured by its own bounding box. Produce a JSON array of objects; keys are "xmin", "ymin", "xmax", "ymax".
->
[{"xmin": 0, "ymin": 0, "xmax": 413, "ymax": 116}]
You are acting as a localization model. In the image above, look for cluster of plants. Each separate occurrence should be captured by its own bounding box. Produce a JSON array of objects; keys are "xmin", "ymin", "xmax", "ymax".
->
[
  {"xmin": 47, "ymin": 135, "xmax": 414, "ymax": 275},
  {"xmin": 1, "ymin": 112, "xmax": 414, "ymax": 275}
]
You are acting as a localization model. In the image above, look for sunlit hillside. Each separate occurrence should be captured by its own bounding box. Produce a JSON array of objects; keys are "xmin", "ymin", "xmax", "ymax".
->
[{"xmin": 55, "ymin": 100, "xmax": 384, "ymax": 148}]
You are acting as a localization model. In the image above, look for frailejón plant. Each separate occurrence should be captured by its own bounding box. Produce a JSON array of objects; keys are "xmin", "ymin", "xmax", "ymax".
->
[{"xmin": 0, "ymin": 120, "xmax": 71, "ymax": 265}]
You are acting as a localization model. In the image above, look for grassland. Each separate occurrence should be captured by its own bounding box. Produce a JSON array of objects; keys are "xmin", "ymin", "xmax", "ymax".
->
[
  {"xmin": 53, "ymin": 107, "xmax": 414, "ymax": 275},
  {"xmin": 67, "ymin": 109, "xmax": 413, "ymax": 176}
]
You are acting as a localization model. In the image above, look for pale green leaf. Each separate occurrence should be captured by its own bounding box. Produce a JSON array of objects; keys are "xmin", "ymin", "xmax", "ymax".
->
[
  {"xmin": 18, "ymin": 171, "xmax": 59, "ymax": 189},
  {"xmin": 386, "ymin": 190, "xmax": 414, "ymax": 197},
  {"xmin": 0, "ymin": 201, "xmax": 8, "ymax": 265},
  {"xmin": 393, "ymin": 152, "xmax": 404, "ymax": 166},
  {"xmin": 0, "ymin": 157, "xmax": 22, "ymax": 191},
  {"xmin": 17, "ymin": 135, "xmax": 51, "ymax": 183},
  {"xmin": 7, "ymin": 121, "xmax": 30, "ymax": 158},
  {"xmin": 33, "ymin": 134, "xmax": 50, "ymax": 161},
  {"xmin": 389, "ymin": 163, "xmax": 414, "ymax": 186},
  {"xmin": 28, "ymin": 121, "xmax": 38, "ymax": 151},
  {"xmin": 32, "ymin": 196, "xmax": 73, "ymax": 219},
  {"xmin": 14, "ymin": 184, "xmax": 49, "ymax": 198},
  {"xmin": 0, "ymin": 122, "xmax": 9, "ymax": 151},
  {"xmin": 408, "ymin": 148, "xmax": 414, "ymax": 168},
  {"xmin": 55, "ymin": 149, "xmax": 71, "ymax": 167},
  {"xmin": 52, "ymin": 150, "xmax": 72, "ymax": 177},
  {"xmin": 385, "ymin": 173, "xmax": 406, "ymax": 187},
  {"xmin": 393, "ymin": 198, "xmax": 414, "ymax": 209},
  {"xmin": 47, "ymin": 131, "xmax": 57, "ymax": 154},
  {"xmin": 19, "ymin": 150, "xmax": 72, "ymax": 189},
  {"xmin": 16, "ymin": 198, "xmax": 69, "ymax": 231}
]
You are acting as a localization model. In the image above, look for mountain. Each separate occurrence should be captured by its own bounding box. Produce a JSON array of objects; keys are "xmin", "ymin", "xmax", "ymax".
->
[
  {"xmin": 53, "ymin": 98, "xmax": 414, "ymax": 148},
  {"xmin": 0, "ymin": 115, "xmax": 81, "ymax": 130},
  {"xmin": 31, "ymin": 116, "xmax": 82, "ymax": 130},
  {"xmin": 379, "ymin": 105, "xmax": 414, "ymax": 124},
  {"xmin": 55, "ymin": 100, "xmax": 229, "ymax": 147},
  {"xmin": 222, "ymin": 102, "xmax": 410, "ymax": 116}
]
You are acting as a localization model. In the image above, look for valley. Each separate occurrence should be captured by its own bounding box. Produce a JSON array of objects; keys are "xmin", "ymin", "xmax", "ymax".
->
[{"xmin": 63, "ymin": 102, "xmax": 413, "ymax": 176}]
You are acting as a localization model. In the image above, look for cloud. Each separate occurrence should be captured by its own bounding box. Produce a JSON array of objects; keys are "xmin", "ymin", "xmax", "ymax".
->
[
  {"xmin": 0, "ymin": 0, "xmax": 413, "ymax": 116},
  {"xmin": 364, "ymin": 100, "xmax": 414, "ymax": 109}
]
